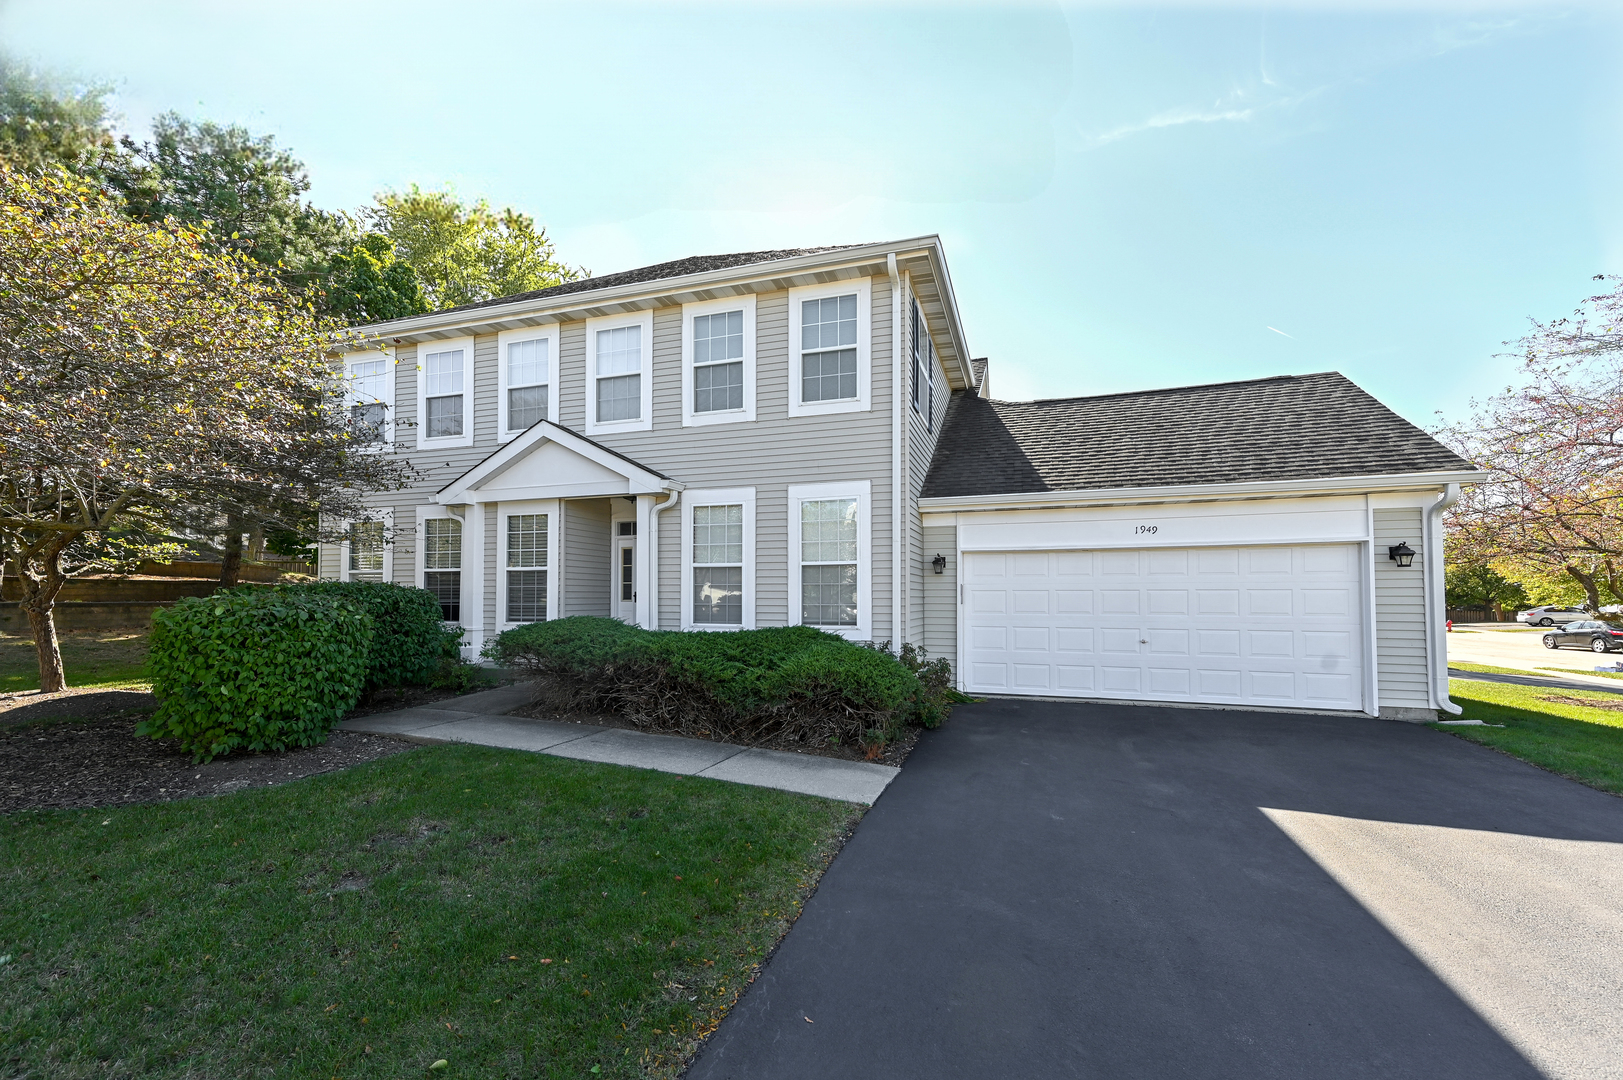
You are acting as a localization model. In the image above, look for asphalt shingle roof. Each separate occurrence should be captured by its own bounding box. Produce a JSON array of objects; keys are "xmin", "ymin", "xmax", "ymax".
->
[
  {"xmin": 437, "ymin": 246, "xmax": 868, "ymax": 316},
  {"xmin": 921, "ymin": 372, "xmax": 1474, "ymax": 498}
]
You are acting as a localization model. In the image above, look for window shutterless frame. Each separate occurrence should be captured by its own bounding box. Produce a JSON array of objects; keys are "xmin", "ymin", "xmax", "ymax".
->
[
  {"xmin": 584, "ymin": 311, "xmax": 654, "ymax": 435},
  {"xmin": 680, "ymin": 488, "xmax": 756, "ymax": 630},
  {"xmin": 496, "ymin": 499, "xmax": 560, "ymax": 629},
  {"xmin": 415, "ymin": 504, "xmax": 482, "ymax": 632},
  {"xmin": 344, "ymin": 348, "xmax": 395, "ymax": 447},
  {"xmin": 786, "ymin": 277, "xmax": 872, "ymax": 418},
  {"xmin": 681, "ymin": 294, "xmax": 757, "ymax": 427},
  {"xmin": 414, "ymin": 335, "xmax": 475, "ymax": 448},
  {"xmin": 337, "ymin": 509, "xmax": 393, "ymax": 583},
  {"xmin": 786, "ymin": 480, "xmax": 872, "ymax": 639},
  {"xmin": 497, "ymin": 326, "xmax": 559, "ymax": 443}
]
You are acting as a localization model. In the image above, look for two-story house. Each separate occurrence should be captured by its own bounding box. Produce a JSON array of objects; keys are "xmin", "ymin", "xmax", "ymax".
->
[{"xmin": 325, "ymin": 237, "xmax": 1477, "ymax": 721}]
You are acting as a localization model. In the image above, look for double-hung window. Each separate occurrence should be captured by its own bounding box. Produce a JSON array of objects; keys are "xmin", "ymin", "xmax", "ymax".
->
[
  {"xmin": 347, "ymin": 355, "xmax": 391, "ymax": 442},
  {"xmin": 506, "ymin": 338, "xmax": 549, "ymax": 433},
  {"xmin": 799, "ymin": 499, "xmax": 858, "ymax": 627},
  {"xmin": 910, "ymin": 298, "xmax": 923, "ymax": 415},
  {"xmin": 682, "ymin": 295, "xmax": 756, "ymax": 426},
  {"xmin": 587, "ymin": 313, "xmax": 653, "ymax": 433},
  {"xmin": 923, "ymin": 331, "xmax": 936, "ymax": 432},
  {"xmin": 787, "ymin": 279, "xmax": 870, "ymax": 417},
  {"xmin": 423, "ymin": 517, "xmax": 462, "ymax": 622},
  {"xmin": 692, "ymin": 505, "xmax": 744, "ymax": 625},
  {"xmin": 419, "ymin": 338, "xmax": 473, "ymax": 446},
  {"xmin": 506, "ymin": 513, "xmax": 548, "ymax": 623},
  {"xmin": 347, "ymin": 521, "xmax": 384, "ymax": 581}
]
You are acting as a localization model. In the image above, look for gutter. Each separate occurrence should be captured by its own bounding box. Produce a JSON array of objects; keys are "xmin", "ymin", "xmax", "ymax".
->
[
  {"xmin": 890, "ymin": 254, "xmax": 904, "ymax": 647},
  {"xmin": 1428, "ymin": 483, "xmax": 1463, "ymax": 716},
  {"xmin": 920, "ymin": 470, "xmax": 1486, "ymax": 513}
]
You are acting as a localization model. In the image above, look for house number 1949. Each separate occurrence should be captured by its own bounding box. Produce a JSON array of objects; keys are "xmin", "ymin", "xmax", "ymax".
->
[{"xmin": 1134, "ymin": 525, "xmax": 1159, "ymax": 535}]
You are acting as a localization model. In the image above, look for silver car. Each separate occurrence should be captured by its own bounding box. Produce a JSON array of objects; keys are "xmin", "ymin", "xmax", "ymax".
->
[{"xmin": 1518, "ymin": 605, "xmax": 1589, "ymax": 627}]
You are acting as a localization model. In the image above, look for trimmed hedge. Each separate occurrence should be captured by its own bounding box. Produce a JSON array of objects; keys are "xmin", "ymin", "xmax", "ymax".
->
[
  {"xmin": 138, "ymin": 587, "xmax": 373, "ymax": 762},
  {"xmin": 483, "ymin": 616, "xmax": 960, "ymax": 748},
  {"xmin": 301, "ymin": 580, "xmax": 458, "ymax": 688}
]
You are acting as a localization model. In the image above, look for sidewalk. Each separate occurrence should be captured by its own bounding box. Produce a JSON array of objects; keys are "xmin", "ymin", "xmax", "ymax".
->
[{"xmin": 339, "ymin": 682, "xmax": 899, "ymax": 805}]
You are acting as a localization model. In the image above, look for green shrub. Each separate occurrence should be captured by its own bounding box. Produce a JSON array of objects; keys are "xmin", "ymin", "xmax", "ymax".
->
[
  {"xmin": 138, "ymin": 587, "xmax": 373, "ymax": 761},
  {"xmin": 300, "ymin": 581, "xmax": 456, "ymax": 688},
  {"xmin": 482, "ymin": 617, "xmax": 962, "ymax": 749}
]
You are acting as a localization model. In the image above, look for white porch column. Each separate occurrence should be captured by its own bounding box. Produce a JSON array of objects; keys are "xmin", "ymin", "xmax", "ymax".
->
[{"xmin": 635, "ymin": 494, "xmax": 655, "ymax": 629}]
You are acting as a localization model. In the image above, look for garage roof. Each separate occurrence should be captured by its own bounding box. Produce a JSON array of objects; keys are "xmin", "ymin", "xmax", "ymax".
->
[{"xmin": 921, "ymin": 372, "xmax": 1474, "ymax": 498}]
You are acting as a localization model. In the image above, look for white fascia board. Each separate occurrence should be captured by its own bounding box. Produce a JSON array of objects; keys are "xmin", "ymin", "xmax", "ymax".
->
[
  {"xmin": 347, "ymin": 236, "xmax": 949, "ymax": 341},
  {"xmin": 914, "ymin": 243, "xmax": 975, "ymax": 391},
  {"xmin": 434, "ymin": 420, "xmax": 680, "ymax": 505},
  {"xmin": 919, "ymin": 470, "xmax": 1486, "ymax": 515}
]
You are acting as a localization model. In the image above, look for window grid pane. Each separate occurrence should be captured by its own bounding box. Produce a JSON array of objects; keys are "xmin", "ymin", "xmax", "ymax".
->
[
  {"xmin": 801, "ymin": 564, "xmax": 857, "ymax": 626},
  {"xmin": 426, "ymin": 394, "xmax": 463, "ymax": 437},
  {"xmin": 424, "ymin": 349, "xmax": 464, "ymax": 396},
  {"xmin": 910, "ymin": 300, "xmax": 921, "ymax": 411},
  {"xmin": 351, "ymin": 358, "xmax": 388, "ymax": 402},
  {"xmin": 507, "ymin": 514, "xmax": 548, "ymax": 568},
  {"xmin": 620, "ymin": 545, "xmax": 634, "ymax": 602},
  {"xmin": 694, "ymin": 310, "xmax": 744, "ymax": 364},
  {"xmin": 800, "ymin": 499, "xmax": 857, "ymax": 562},
  {"xmin": 507, "ymin": 337, "xmax": 549, "ymax": 388},
  {"xmin": 694, "ymin": 566, "xmax": 743, "ymax": 625},
  {"xmin": 508, "ymin": 385, "xmax": 547, "ymax": 430},
  {"xmin": 801, "ymin": 349, "xmax": 857, "ymax": 402},
  {"xmin": 800, "ymin": 294, "xmax": 858, "ymax": 350},
  {"xmin": 348, "ymin": 521, "xmax": 384, "ymax": 574},
  {"xmin": 424, "ymin": 571, "xmax": 461, "ymax": 621},
  {"xmin": 694, "ymin": 361, "xmax": 744, "ymax": 413},
  {"xmin": 424, "ymin": 518, "xmax": 462, "ymax": 570},
  {"xmin": 507, "ymin": 569, "xmax": 547, "ymax": 622},
  {"xmin": 597, "ymin": 374, "xmax": 641, "ymax": 422},
  {"xmin": 596, "ymin": 325, "xmax": 642, "ymax": 376},
  {"xmin": 693, "ymin": 504, "xmax": 743, "ymax": 565}
]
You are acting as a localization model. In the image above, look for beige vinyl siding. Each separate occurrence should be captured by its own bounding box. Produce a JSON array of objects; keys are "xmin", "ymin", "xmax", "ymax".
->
[
  {"xmin": 921, "ymin": 523, "xmax": 957, "ymax": 665},
  {"xmin": 1373, "ymin": 507, "xmax": 1430, "ymax": 710},
  {"xmin": 564, "ymin": 499, "xmax": 611, "ymax": 616}
]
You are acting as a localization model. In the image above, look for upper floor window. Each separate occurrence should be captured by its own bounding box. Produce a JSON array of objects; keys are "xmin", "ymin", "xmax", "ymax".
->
[
  {"xmin": 586, "ymin": 313, "xmax": 653, "ymax": 434},
  {"xmin": 924, "ymin": 330, "xmax": 936, "ymax": 432},
  {"xmin": 417, "ymin": 337, "xmax": 473, "ymax": 447},
  {"xmin": 787, "ymin": 279, "xmax": 871, "ymax": 419},
  {"xmin": 682, "ymin": 294, "xmax": 756, "ymax": 428},
  {"xmin": 910, "ymin": 298, "xmax": 923, "ymax": 415},
  {"xmin": 507, "ymin": 338, "xmax": 549, "ymax": 431},
  {"xmin": 344, "ymin": 351, "xmax": 392, "ymax": 444}
]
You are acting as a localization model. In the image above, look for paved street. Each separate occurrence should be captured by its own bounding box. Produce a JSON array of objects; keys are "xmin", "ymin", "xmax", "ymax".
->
[
  {"xmin": 1448, "ymin": 622, "xmax": 1623, "ymax": 689},
  {"xmin": 687, "ymin": 699, "xmax": 1623, "ymax": 1080}
]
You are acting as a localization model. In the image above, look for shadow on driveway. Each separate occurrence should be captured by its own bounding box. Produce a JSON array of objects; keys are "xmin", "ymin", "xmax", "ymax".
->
[{"xmin": 686, "ymin": 699, "xmax": 1623, "ymax": 1080}]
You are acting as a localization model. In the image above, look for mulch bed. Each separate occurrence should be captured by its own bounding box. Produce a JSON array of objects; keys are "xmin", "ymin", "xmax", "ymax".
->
[{"xmin": 505, "ymin": 677, "xmax": 923, "ymax": 769}]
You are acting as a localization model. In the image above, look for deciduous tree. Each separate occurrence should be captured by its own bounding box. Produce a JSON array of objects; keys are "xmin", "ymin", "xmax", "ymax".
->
[
  {"xmin": 0, "ymin": 164, "xmax": 410, "ymax": 692},
  {"xmin": 0, "ymin": 57, "xmax": 119, "ymax": 177}
]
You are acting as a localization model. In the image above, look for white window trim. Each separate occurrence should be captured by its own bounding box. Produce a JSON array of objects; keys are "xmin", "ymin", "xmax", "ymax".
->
[
  {"xmin": 495, "ymin": 499, "xmax": 561, "ymax": 630},
  {"xmin": 681, "ymin": 294, "xmax": 757, "ymax": 428},
  {"xmin": 584, "ymin": 311, "xmax": 655, "ymax": 435},
  {"xmin": 337, "ymin": 509, "xmax": 394, "ymax": 583},
  {"xmin": 787, "ymin": 277, "xmax": 872, "ymax": 418},
  {"xmin": 497, "ymin": 326, "xmax": 559, "ymax": 444},
  {"xmin": 415, "ymin": 335, "xmax": 476, "ymax": 449},
  {"xmin": 415, "ymin": 503, "xmax": 481, "ymax": 631},
  {"xmin": 909, "ymin": 296, "xmax": 923, "ymax": 418},
  {"xmin": 344, "ymin": 348, "xmax": 396, "ymax": 448},
  {"xmin": 680, "ymin": 487, "xmax": 756, "ymax": 631},
  {"xmin": 787, "ymin": 480, "xmax": 872, "ymax": 640}
]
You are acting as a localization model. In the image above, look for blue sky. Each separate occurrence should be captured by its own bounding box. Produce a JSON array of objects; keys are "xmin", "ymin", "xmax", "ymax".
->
[{"xmin": 2, "ymin": 1, "xmax": 1617, "ymax": 426}]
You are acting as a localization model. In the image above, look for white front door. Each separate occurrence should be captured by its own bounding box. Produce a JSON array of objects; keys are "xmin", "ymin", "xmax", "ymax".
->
[
  {"xmin": 613, "ymin": 536, "xmax": 637, "ymax": 622},
  {"xmin": 961, "ymin": 544, "xmax": 1365, "ymax": 710}
]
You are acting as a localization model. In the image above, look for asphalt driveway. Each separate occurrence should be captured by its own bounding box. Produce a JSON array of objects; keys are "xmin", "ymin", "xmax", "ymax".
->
[{"xmin": 685, "ymin": 699, "xmax": 1623, "ymax": 1080}]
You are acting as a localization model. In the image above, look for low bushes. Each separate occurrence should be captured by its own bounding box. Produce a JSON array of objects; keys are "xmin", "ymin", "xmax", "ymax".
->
[
  {"xmin": 300, "ymin": 580, "xmax": 461, "ymax": 688},
  {"xmin": 138, "ymin": 587, "xmax": 373, "ymax": 761},
  {"xmin": 483, "ymin": 616, "xmax": 963, "ymax": 750}
]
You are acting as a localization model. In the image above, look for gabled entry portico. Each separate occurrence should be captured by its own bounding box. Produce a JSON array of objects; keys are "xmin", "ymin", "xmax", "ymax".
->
[{"xmin": 429, "ymin": 421, "xmax": 681, "ymax": 650}]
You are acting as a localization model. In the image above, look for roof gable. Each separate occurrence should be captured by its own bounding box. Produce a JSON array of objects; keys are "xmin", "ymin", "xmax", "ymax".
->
[{"xmin": 435, "ymin": 421, "xmax": 675, "ymax": 504}]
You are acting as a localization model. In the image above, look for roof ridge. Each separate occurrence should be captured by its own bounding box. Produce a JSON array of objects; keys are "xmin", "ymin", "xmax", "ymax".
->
[{"xmin": 986, "ymin": 371, "xmax": 1340, "ymax": 408}]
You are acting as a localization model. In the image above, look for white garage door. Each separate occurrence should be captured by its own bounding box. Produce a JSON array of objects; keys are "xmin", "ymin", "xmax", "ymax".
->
[{"xmin": 962, "ymin": 545, "xmax": 1364, "ymax": 710}]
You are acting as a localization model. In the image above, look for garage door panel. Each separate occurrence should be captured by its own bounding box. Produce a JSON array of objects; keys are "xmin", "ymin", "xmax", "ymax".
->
[{"xmin": 963, "ymin": 543, "xmax": 1363, "ymax": 711}]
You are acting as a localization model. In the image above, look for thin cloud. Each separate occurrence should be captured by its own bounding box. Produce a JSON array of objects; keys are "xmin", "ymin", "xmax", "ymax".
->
[
  {"xmin": 1084, "ymin": 106, "xmax": 1255, "ymax": 149},
  {"xmin": 1267, "ymin": 326, "xmax": 1295, "ymax": 339}
]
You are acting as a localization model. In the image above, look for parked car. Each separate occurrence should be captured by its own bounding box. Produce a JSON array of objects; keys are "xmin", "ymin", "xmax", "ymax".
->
[
  {"xmin": 1542, "ymin": 620, "xmax": 1623, "ymax": 652},
  {"xmin": 1519, "ymin": 605, "xmax": 1589, "ymax": 627}
]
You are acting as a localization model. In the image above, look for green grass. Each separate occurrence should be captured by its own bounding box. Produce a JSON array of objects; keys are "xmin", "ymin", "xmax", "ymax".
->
[
  {"xmin": 0, "ymin": 629, "xmax": 150, "ymax": 693},
  {"xmin": 0, "ymin": 744, "xmax": 862, "ymax": 1078},
  {"xmin": 1438, "ymin": 678, "xmax": 1623, "ymax": 795},
  {"xmin": 1540, "ymin": 667, "xmax": 1623, "ymax": 680},
  {"xmin": 1448, "ymin": 660, "xmax": 1542, "ymax": 677}
]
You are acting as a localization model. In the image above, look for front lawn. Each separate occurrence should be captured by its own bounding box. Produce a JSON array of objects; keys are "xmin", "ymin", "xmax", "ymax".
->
[
  {"xmin": 0, "ymin": 629, "xmax": 150, "ymax": 694},
  {"xmin": 1, "ymin": 744, "xmax": 861, "ymax": 1078},
  {"xmin": 1439, "ymin": 678, "xmax": 1623, "ymax": 795}
]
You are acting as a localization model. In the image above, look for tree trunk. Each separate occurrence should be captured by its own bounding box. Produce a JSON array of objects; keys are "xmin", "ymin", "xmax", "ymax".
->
[
  {"xmin": 25, "ymin": 602, "xmax": 65, "ymax": 694},
  {"xmin": 246, "ymin": 524, "xmax": 265, "ymax": 562},
  {"xmin": 220, "ymin": 518, "xmax": 244, "ymax": 587},
  {"xmin": 1565, "ymin": 564, "xmax": 1603, "ymax": 612}
]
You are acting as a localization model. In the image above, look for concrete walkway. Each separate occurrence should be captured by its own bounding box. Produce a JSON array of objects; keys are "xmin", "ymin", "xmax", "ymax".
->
[
  {"xmin": 1449, "ymin": 667, "xmax": 1623, "ymax": 696},
  {"xmin": 338, "ymin": 682, "xmax": 898, "ymax": 805}
]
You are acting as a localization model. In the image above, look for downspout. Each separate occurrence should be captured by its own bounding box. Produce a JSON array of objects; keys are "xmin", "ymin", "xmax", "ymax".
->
[
  {"xmin": 889, "ymin": 253, "xmax": 905, "ymax": 647},
  {"xmin": 1428, "ymin": 483, "xmax": 1462, "ymax": 715},
  {"xmin": 648, "ymin": 487, "xmax": 680, "ymax": 630}
]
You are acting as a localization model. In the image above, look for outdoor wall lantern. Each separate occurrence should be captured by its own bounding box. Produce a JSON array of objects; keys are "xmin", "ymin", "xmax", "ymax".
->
[
  {"xmin": 931, "ymin": 553, "xmax": 947, "ymax": 575},
  {"xmin": 1387, "ymin": 542, "xmax": 1416, "ymax": 568}
]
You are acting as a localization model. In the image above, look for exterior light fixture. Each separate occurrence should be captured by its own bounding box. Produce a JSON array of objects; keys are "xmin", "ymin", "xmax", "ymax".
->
[
  {"xmin": 931, "ymin": 553, "xmax": 947, "ymax": 575},
  {"xmin": 1387, "ymin": 542, "xmax": 1416, "ymax": 568}
]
